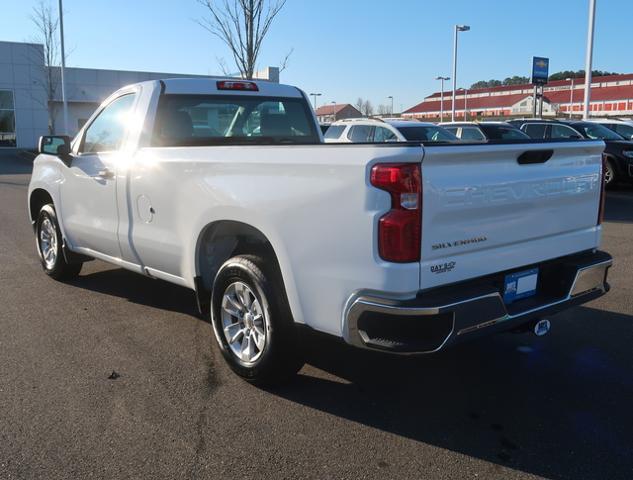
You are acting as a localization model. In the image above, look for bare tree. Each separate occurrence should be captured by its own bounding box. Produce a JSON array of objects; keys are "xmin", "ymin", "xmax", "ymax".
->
[
  {"xmin": 362, "ymin": 100, "xmax": 374, "ymax": 117},
  {"xmin": 354, "ymin": 98, "xmax": 374, "ymax": 117},
  {"xmin": 197, "ymin": 0, "xmax": 290, "ymax": 79},
  {"xmin": 29, "ymin": 1, "xmax": 60, "ymax": 134},
  {"xmin": 377, "ymin": 104, "xmax": 390, "ymax": 115}
]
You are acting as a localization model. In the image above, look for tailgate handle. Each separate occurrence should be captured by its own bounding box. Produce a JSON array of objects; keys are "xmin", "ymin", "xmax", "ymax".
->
[{"xmin": 517, "ymin": 149, "xmax": 553, "ymax": 165}]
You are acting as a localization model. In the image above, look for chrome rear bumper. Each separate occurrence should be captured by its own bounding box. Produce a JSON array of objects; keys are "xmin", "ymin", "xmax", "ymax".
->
[{"xmin": 343, "ymin": 251, "xmax": 612, "ymax": 354}]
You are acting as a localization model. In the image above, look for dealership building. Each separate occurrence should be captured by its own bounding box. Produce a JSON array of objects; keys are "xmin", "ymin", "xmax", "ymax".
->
[
  {"xmin": 0, "ymin": 40, "xmax": 279, "ymax": 150},
  {"xmin": 403, "ymin": 74, "xmax": 633, "ymax": 120}
]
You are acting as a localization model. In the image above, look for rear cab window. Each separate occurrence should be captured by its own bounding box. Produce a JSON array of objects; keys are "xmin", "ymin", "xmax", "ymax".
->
[{"xmin": 151, "ymin": 94, "xmax": 320, "ymax": 146}]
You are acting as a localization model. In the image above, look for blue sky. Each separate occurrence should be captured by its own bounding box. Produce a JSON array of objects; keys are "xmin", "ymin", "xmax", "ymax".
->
[{"xmin": 3, "ymin": 0, "xmax": 632, "ymax": 111}]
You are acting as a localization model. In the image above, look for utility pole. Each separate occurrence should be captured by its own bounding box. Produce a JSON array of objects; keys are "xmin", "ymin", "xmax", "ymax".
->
[
  {"xmin": 58, "ymin": 0, "xmax": 69, "ymax": 134},
  {"xmin": 583, "ymin": 0, "xmax": 597, "ymax": 119},
  {"xmin": 566, "ymin": 77, "xmax": 575, "ymax": 118},
  {"xmin": 436, "ymin": 76, "xmax": 450, "ymax": 122},
  {"xmin": 309, "ymin": 92, "xmax": 322, "ymax": 110},
  {"xmin": 451, "ymin": 24, "xmax": 470, "ymax": 122}
]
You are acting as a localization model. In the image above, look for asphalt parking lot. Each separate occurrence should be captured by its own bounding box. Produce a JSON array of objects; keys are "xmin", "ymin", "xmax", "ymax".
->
[{"xmin": 1, "ymin": 153, "xmax": 632, "ymax": 480}]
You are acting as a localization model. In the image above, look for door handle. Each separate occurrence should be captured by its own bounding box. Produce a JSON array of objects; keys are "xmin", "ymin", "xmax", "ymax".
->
[{"xmin": 95, "ymin": 168, "xmax": 115, "ymax": 180}]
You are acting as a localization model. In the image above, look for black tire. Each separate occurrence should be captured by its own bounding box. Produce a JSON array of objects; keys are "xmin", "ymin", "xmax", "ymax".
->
[
  {"xmin": 604, "ymin": 158, "xmax": 617, "ymax": 188},
  {"xmin": 35, "ymin": 204, "xmax": 82, "ymax": 280},
  {"xmin": 210, "ymin": 255, "xmax": 304, "ymax": 386}
]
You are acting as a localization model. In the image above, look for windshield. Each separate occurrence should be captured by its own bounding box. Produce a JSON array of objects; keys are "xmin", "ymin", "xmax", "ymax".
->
[
  {"xmin": 152, "ymin": 94, "xmax": 320, "ymax": 146},
  {"xmin": 575, "ymin": 122, "xmax": 625, "ymax": 140},
  {"xmin": 397, "ymin": 126, "xmax": 458, "ymax": 142}
]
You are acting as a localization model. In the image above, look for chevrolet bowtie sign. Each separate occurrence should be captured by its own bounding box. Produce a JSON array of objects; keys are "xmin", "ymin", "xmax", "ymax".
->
[{"xmin": 532, "ymin": 56, "xmax": 550, "ymax": 85}]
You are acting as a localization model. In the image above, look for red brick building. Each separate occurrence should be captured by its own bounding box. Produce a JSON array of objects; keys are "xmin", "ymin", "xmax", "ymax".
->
[
  {"xmin": 403, "ymin": 74, "xmax": 633, "ymax": 120},
  {"xmin": 315, "ymin": 104, "xmax": 362, "ymax": 123}
]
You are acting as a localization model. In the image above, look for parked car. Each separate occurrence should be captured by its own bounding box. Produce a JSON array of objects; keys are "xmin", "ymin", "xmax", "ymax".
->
[
  {"xmin": 443, "ymin": 121, "xmax": 531, "ymax": 142},
  {"xmin": 324, "ymin": 118, "xmax": 458, "ymax": 143},
  {"xmin": 511, "ymin": 119, "xmax": 633, "ymax": 186},
  {"xmin": 319, "ymin": 123, "xmax": 331, "ymax": 135},
  {"xmin": 28, "ymin": 78, "xmax": 611, "ymax": 385},
  {"xmin": 589, "ymin": 118, "xmax": 633, "ymax": 141}
]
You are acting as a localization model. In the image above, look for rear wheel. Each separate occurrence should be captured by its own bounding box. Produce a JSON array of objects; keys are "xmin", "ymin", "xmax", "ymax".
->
[
  {"xmin": 35, "ymin": 204, "xmax": 82, "ymax": 280},
  {"xmin": 210, "ymin": 255, "xmax": 304, "ymax": 385}
]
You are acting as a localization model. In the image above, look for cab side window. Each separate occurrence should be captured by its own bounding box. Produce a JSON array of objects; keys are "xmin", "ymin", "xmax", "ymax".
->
[{"xmin": 81, "ymin": 94, "xmax": 136, "ymax": 153}]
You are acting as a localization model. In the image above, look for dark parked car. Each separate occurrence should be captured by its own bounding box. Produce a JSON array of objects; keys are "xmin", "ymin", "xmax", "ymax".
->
[
  {"xmin": 443, "ymin": 121, "xmax": 531, "ymax": 142},
  {"xmin": 510, "ymin": 119, "xmax": 633, "ymax": 186}
]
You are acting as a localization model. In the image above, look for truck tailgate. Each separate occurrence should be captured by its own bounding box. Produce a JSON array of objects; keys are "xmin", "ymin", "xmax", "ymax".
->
[{"xmin": 419, "ymin": 140, "xmax": 605, "ymax": 290}]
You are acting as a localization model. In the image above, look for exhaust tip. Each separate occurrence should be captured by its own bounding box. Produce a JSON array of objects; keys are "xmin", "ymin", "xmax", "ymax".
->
[{"xmin": 534, "ymin": 319, "xmax": 551, "ymax": 337}]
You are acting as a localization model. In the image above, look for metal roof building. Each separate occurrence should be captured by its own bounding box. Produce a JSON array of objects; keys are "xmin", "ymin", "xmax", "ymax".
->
[{"xmin": 403, "ymin": 74, "xmax": 633, "ymax": 120}]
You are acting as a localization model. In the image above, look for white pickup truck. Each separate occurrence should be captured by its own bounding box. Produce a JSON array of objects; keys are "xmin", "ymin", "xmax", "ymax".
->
[{"xmin": 28, "ymin": 78, "xmax": 612, "ymax": 385}]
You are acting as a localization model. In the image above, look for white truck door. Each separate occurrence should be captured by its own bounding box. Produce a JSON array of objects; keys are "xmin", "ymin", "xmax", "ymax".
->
[{"xmin": 60, "ymin": 93, "xmax": 137, "ymax": 259}]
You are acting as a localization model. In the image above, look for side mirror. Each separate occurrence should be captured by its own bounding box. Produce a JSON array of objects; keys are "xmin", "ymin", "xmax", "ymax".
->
[{"xmin": 38, "ymin": 135, "xmax": 72, "ymax": 165}]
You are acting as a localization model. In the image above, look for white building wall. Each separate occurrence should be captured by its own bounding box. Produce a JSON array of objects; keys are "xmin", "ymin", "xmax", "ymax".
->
[
  {"xmin": 0, "ymin": 41, "xmax": 49, "ymax": 149},
  {"xmin": 1, "ymin": 40, "xmax": 280, "ymax": 149}
]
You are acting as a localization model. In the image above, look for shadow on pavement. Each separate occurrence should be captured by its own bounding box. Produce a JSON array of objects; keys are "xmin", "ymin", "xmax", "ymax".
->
[
  {"xmin": 0, "ymin": 152, "xmax": 34, "ymax": 176},
  {"xmin": 273, "ymin": 306, "xmax": 633, "ymax": 480},
  {"xmin": 60, "ymin": 263, "xmax": 632, "ymax": 478},
  {"xmin": 69, "ymin": 266, "xmax": 200, "ymax": 318},
  {"xmin": 605, "ymin": 185, "xmax": 633, "ymax": 224}
]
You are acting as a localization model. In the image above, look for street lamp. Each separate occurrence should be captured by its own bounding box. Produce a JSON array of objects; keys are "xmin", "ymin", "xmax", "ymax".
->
[
  {"xmin": 435, "ymin": 76, "xmax": 450, "ymax": 122},
  {"xmin": 566, "ymin": 77, "xmax": 575, "ymax": 118},
  {"xmin": 309, "ymin": 92, "xmax": 322, "ymax": 110},
  {"xmin": 451, "ymin": 24, "xmax": 470, "ymax": 122},
  {"xmin": 388, "ymin": 96, "xmax": 394, "ymax": 116},
  {"xmin": 58, "ymin": 0, "xmax": 69, "ymax": 134},
  {"xmin": 583, "ymin": 0, "xmax": 596, "ymax": 119}
]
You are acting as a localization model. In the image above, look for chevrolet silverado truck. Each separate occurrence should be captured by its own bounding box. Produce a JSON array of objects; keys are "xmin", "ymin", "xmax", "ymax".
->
[{"xmin": 28, "ymin": 78, "xmax": 612, "ymax": 385}]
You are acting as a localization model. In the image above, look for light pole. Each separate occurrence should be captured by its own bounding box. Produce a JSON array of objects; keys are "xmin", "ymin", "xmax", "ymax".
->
[
  {"xmin": 583, "ymin": 0, "xmax": 596, "ymax": 119},
  {"xmin": 451, "ymin": 24, "xmax": 470, "ymax": 122},
  {"xmin": 309, "ymin": 93, "xmax": 322, "ymax": 110},
  {"xmin": 58, "ymin": 0, "xmax": 68, "ymax": 134},
  {"xmin": 435, "ymin": 76, "xmax": 450, "ymax": 123},
  {"xmin": 566, "ymin": 77, "xmax": 575, "ymax": 118}
]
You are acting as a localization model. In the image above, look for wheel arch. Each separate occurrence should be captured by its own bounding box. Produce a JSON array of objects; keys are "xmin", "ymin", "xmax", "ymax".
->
[
  {"xmin": 193, "ymin": 219, "xmax": 302, "ymax": 324},
  {"xmin": 29, "ymin": 188, "xmax": 54, "ymax": 228}
]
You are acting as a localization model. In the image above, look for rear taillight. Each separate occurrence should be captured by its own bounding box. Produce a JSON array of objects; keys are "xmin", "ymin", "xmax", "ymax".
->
[
  {"xmin": 216, "ymin": 80, "xmax": 259, "ymax": 91},
  {"xmin": 370, "ymin": 163, "xmax": 421, "ymax": 263},
  {"xmin": 598, "ymin": 154, "xmax": 606, "ymax": 225}
]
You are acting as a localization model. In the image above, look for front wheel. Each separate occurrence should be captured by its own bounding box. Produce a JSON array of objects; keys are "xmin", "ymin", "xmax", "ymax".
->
[
  {"xmin": 210, "ymin": 255, "xmax": 304, "ymax": 386},
  {"xmin": 35, "ymin": 204, "xmax": 82, "ymax": 280}
]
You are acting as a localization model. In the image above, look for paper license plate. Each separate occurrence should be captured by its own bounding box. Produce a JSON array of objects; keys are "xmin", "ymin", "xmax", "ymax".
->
[{"xmin": 503, "ymin": 268, "xmax": 538, "ymax": 304}]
